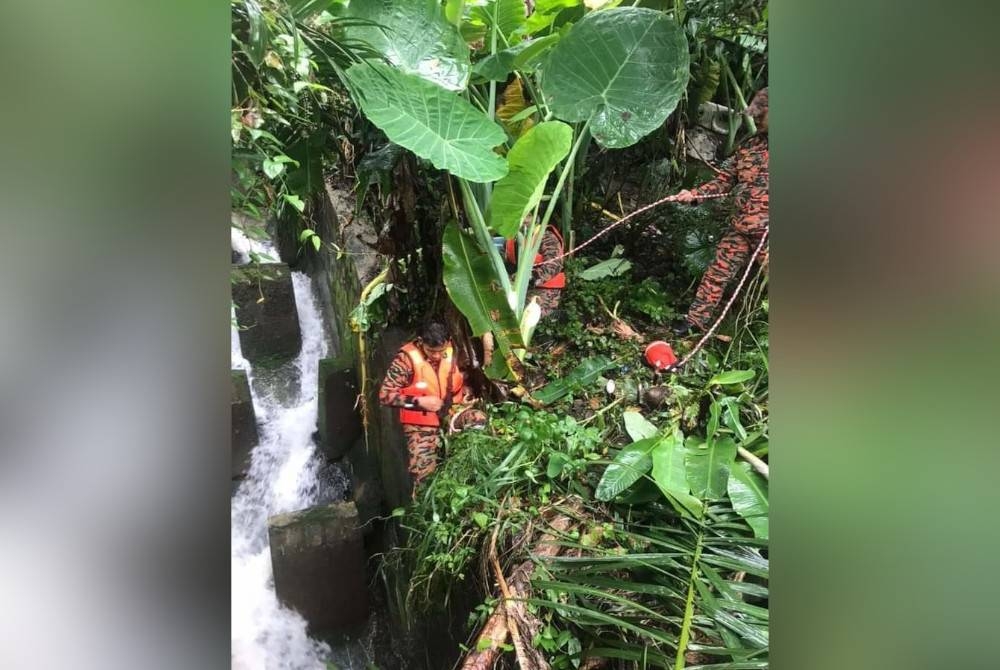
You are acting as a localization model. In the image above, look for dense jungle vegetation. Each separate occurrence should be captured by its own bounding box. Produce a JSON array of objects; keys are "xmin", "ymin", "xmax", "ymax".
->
[{"xmin": 232, "ymin": 1, "xmax": 768, "ymax": 668}]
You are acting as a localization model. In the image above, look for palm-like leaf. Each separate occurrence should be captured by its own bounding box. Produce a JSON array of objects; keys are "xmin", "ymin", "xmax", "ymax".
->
[{"xmin": 531, "ymin": 506, "xmax": 768, "ymax": 668}]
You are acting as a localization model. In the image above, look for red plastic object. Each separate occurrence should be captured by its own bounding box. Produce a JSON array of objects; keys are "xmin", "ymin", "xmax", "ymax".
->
[{"xmin": 644, "ymin": 341, "xmax": 677, "ymax": 371}]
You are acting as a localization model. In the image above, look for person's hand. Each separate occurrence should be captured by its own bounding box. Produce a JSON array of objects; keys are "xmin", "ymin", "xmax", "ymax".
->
[
  {"xmin": 416, "ymin": 395, "xmax": 443, "ymax": 412},
  {"xmin": 674, "ymin": 189, "xmax": 697, "ymax": 204}
]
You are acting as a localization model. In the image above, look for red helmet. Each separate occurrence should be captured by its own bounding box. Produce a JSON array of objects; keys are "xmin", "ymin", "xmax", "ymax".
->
[{"xmin": 644, "ymin": 341, "xmax": 677, "ymax": 371}]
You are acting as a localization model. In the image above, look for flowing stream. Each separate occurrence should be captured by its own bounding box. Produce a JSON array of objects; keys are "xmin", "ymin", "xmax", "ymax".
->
[{"xmin": 230, "ymin": 237, "xmax": 337, "ymax": 669}]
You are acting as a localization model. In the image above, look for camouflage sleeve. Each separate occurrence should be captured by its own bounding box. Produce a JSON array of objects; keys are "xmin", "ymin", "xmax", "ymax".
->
[
  {"xmin": 378, "ymin": 350, "xmax": 414, "ymax": 407},
  {"xmin": 532, "ymin": 228, "xmax": 564, "ymax": 285},
  {"xmin": 689, "ymin": 152, "xmax": 736, "ymax": 198}
]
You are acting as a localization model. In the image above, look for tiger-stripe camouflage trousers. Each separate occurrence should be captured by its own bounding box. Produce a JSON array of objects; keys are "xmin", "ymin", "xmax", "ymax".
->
[
  {"xmin": 686, "ymin": 228, "xmax": 768, "ymax": 331},
  {"xmin": 404, "ymin": 425, "xmax": 441, "ymax": 492},
  {"xmin": 528, "ymin": 287, "xmax": 562, "ymax": 318}
]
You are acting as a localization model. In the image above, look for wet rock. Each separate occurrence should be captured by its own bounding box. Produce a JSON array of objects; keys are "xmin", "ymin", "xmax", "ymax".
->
[
  {"xmin": 311, "ymin": 461, "xmax": 352, "ymax": 507},
  {"xmin": 231, "ymin": 263, "xmax": 301, "ymax": 365},
  {"xmin": 642, "ymin": 385, "xmax": 671, "ymax": 410},
  {"xmin": 231, "ymin": 370, "xmax": 258, "ymax": 479},
  {"xmin": 268, "ymin": 502, "xmax": 370, "ymax": 634}
]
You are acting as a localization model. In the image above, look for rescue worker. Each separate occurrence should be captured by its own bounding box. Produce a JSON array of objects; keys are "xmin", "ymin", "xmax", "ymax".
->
[
  {"xmin": 673, "ymin": 86, "xmax": 769, "ymax": 335},
  {"xmin": 378, "ymin": 322, "xmax": 486, "ymax": 493},
  {"xmin": 506, "ymin": 224, "xmax": 566, "ymax": 318},
  {"xmin": 482, "ymin": 224, "xmax": 566, "ymax": 367}
]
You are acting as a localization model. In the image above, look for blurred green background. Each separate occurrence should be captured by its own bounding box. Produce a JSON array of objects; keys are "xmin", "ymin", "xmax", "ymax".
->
[{"xmin": 1, "ymin": 1, "xmax": 999, "ymax": 667}]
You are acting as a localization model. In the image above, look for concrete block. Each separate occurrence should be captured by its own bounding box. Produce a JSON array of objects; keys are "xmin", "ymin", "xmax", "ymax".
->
[
  {"xmin": 344, "ymin": 436, "xmax": 382, "ymax": 532},
  {"xmin": 317, "ymin": 354, "xmax": 362, "ymax": 460},
  {"xmin": 268, "ymin": 502, "xmax": 370, "ymax": 634},
  {"xmin": 231, "ymin": 370, "xmax": 258, "ymax": 479},
  {"xmin": 232, "ymin": 264, "xmax": 301, "ymax": 365}
]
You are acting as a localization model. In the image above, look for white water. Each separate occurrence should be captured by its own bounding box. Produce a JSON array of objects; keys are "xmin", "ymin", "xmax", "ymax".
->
[{"xmin": 231, "ymin": 271, "xmax": 334, "ymax": 670}]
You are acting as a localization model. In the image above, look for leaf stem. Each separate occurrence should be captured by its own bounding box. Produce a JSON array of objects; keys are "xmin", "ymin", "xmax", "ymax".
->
[
  {"xmin": 513, "ymin": 118, "xmax": 591, "ymax": 312},
  {"xmin": 674, "ymin": 525, "xmax": 704, "ymax": 670},
  {"xmin": 457, "ymin": 178, "xmax": 512, "ymax": 297}
]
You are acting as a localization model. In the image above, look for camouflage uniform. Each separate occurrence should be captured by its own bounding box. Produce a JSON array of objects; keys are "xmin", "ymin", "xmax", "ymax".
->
[
  {"xmin": 378, "ymin": 347, "xmax": 486, "ymax": 491},
  {"xmin": 685, "ymin": 133, "xmax": 769, "ymax": 330},
  {"xmin": 526, "ymin": 226, "xmax": 565, "ymax": 318}
]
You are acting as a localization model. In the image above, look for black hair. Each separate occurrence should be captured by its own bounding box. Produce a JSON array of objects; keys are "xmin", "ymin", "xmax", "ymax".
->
[{"xmin": 419, "ymin": 321, "xmax": 449, "ymax": 347}]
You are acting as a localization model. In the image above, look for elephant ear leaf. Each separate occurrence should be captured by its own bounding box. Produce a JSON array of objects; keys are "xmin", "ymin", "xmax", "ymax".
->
[
  {"xmin": 345, "ymin": 63, "xmax": 509, "ymax": 183},
  {"xmin": 346, "ymin": 0, "xmax": 471, "ymax": 91},
  {"xmin": 487, "ymin": 121, "xmax": 572, "ymax": 238},
  {"xmin": 541, "ymin": 7, "xmax": 689, "ymax": 148}
]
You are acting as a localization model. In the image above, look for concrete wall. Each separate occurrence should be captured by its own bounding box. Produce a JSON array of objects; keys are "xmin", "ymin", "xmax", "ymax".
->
[
  {"xmin": 231, "ymin": 263, "xmax": 301, "ymax": 365},
  {"xmin": 308, "ymin": 182, "xmax": 413, "ymax": 516}
]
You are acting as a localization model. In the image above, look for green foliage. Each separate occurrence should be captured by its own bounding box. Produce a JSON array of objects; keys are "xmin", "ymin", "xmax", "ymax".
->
[
  {"xmin": 687, "ymin": 435, "xmax": 738, "ymax": 500},
  {"xmin": 727, "ymin": 461, "xmax": 768, "ymax": 539},
  {"xmin": 532, "ymin": 510, "xmax": 768, "ymax": 668},
  {"xmin": 595, "ymin": 435, "xmax": 660, "ymax": 502},
  {"xmin": 346, "ymin": 0, "xmax": 471, "ymax": 90},
  {"xmin": 231, "ymin": 0, "xmax": 375, "ymax": 224},
  {"xmin": 532, "ymin": 356, "xmax": 616, "ymax": 405},
  {"xmin": 487, "ymin": 121, "xmax": 573, "ymax": 238},
  {"xmin": 344, "ymin": 63, "xmax": 509, "ymax": 183},
  {"xmin": 542, "ymin": 8, "xmax": 690, "ymax": 148},
  {"xmin": 440, "ymin": 220, "xmax": 523, "ymax": 372},
  {"xmin": 389, "ymin": 405, "xmax": 605, "ymax": 608},
  {"xmin": 578, "ymin": 258, "xmax": 632, "ymax": 281}
]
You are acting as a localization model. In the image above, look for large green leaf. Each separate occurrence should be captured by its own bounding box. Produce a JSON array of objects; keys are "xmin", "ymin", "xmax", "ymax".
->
[
  {"xmin": 709, "ymin": 369, "xmax": 756, "ymax": 386},
  {"xmin": 595, "ymin": 436, "xmax": 659, "ymax": 501},
  {"xmin": 346, "ymin": 0, "xmax": 471, "ymax": 90},
  {"xmin": 533, "ymin": 355, "xmax": 614, "ymax": 405},
  {"xmin": 345, "ymin": 63, "xmax": 508, "ymax": 182},
  {"xmin": 622, "ymin": 410, "xmax": 657, "ymax": 442},
  {"xmin": 541, "ymin": 7, "xmax": 689, "ymax": 148},
  {"xmin": 651, "ymin": 428, "xmax": 702, "ymax": 516},
  {"xmin": 471, "ymin": 0, "xmax": 527, "ymax": 42},
  {"xmin": 686, "ymin": 435, "xmax": 737, "ymax": 500},
  {"xmin": 471, "ymin": 32, "xmax": 560, "ymax": 82},
  {"xmin": 525, "ymin": 0, "xmax": 582, "ymax": 34},
  {"xmin": 728, "ymin": 461, "xmax": 769, "ymax": 539},
  {"xmin": 441, "ymin": 221, "xmax": 524, "ymax": 346},
  {"xmin": 487, "ymin": 121, "xmax": 572, "ymax": 237},
  {"xmin": 578, "ymin": 257, "xmax": 631, "ymax": 280}
]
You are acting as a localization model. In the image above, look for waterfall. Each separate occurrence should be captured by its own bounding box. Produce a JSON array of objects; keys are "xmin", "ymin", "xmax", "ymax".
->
[{"xmin": 231, "ymin": 270, "xmax": 334, "ymax": 670}]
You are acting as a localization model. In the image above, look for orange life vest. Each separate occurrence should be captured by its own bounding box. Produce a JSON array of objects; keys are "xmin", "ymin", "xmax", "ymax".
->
[
  {"xmin": 398, "ymin": 343, "xmax": 464, "ymax": 427},
  {"xmin": 504, "ymin": 226, "xmax": 566, "ymax": 289}
]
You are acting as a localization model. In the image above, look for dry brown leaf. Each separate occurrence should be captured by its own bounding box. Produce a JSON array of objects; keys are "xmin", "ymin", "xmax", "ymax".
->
[{"xmin": 611, "ymin": 319, "xmax": 643, "ymax": 342}]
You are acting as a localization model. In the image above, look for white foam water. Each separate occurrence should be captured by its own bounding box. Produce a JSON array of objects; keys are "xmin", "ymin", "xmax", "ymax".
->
[{"xmin": 231, "ymin": 272, "xmax": 333, "ymax": 670}]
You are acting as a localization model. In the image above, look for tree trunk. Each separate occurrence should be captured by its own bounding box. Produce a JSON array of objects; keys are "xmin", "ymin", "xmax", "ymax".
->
[{"xmin": 460, "ymin": 514, "xmax": 574, "ymax": 670}]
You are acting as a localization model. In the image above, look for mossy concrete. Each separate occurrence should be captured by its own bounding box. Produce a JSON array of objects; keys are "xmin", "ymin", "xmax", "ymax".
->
[
  {"xmin": 231, "ymin": 369, "xmax": 257, "ymax": 479},
  {"xmin": 231, "ymin": 263, "xmax": 301, "ymax": 364},
  {"xmin": 310, "ymin": 183, "xmax": 412, "ymax": 512},
  {"xmin": 316, "ymin": 353, "xmax": 361, "ymax": 461},
  {"xmin": 268, "ymin": 502, "xmax": 370, "ymax": 634}
]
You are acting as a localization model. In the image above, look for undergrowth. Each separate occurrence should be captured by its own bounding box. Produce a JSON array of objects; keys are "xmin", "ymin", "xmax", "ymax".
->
[{"xmin": 384, "ymin": 263, "xmax": 769, "ymax": 668}]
